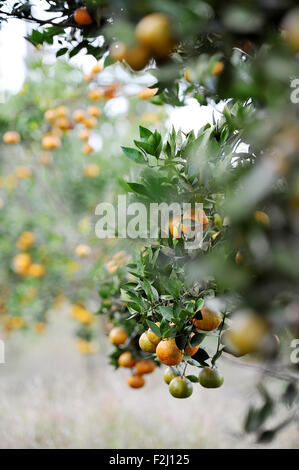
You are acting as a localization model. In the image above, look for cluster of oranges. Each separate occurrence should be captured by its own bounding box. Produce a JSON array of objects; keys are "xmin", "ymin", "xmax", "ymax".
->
[
  {"xmin": 70, "ymin": 303, "xmax": 99, "ymax": 355},
  {"xmin": 70, "ymin": 303, "xmax": 94, "ymax": 326},
  {"xmin": 108, "ymin": 326, "xmax": 156, "ymax": 389},
  {"xmin": 13, "ymin": 231, "xmax": 46, "ymax": 278},
  {"xmin": 109, "ymin": 13, "xmax": 176, "ymax": 71}
]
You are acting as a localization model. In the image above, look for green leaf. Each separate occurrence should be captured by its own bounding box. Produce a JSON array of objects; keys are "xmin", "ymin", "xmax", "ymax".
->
[
  {"xmin": 175, "ymin": 335, "xmax": 188, "ymax": 350},
  {"xmin": 139, "ymin": 126, "xmax": 153, "ymax": 140},
  {"xmin": 186, "ymin": 375, "xmax": 199, "ymax": 383},
  {"xmin": 190, "ymin": 333, "xmax": 205, "ymax": 347},
  {"xmin": 192, "ymin": 348, "xmax": 210, "ymax": 364},
  {"xmin": 56, "ymin": 47, "xmax": 68, "ymax": 57},
  {"xmin": 146, "ymin": 320, "xmax": 161, "ymax": 338},
  {"xmin": 157, "ymin": 305, "xmax": 173, "ymax": 321},
  {"xmin": 121, "ymin": 147, "xmax": 145, "ymax": 164}
]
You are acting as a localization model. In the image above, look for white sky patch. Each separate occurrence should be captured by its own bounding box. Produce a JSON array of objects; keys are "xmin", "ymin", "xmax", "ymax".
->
[{"xmin": 0, "ymin": 19, "xmax": 27, "ymax": 93}]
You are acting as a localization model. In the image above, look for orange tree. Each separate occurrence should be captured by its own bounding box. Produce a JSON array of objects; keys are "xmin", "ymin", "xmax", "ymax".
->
[{"xmin": 1, "ymin": 0, "xmax": 299, "ymax": 442}]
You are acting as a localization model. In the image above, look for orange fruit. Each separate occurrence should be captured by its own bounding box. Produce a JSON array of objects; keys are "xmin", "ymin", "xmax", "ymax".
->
[
  {"xmin": 212, "ymin": 61, "xmax": 224, "ymax": 76},
  {"xmin": 56, "ymin": 117, "xmax": 71, "ymax": 130},
  {"xmin": 163, "ymin": 367, "xmax": 179, "ymax": 384},
  {"xmin": 282, "ymin": 9, "xmax": 299, "ymax": 52},
  {"xmin": 15, "ymin": 166, "xmax": 32, "ymax": 179},
  {"xmin": 125, "ymin": 44, "xmax": 151, "ymax": 71},
  {"xmin": 139, "ymin": 332, "xmax": 157, "ymax": 353},
  {"xmin": 135, "ymin": 13, "xmax": 175, "ymax": 59},
  {"xmin": 87, "ymin": 106, "xmax": 101, "ymax": 118},
  {"xmin": 13, "ymin": 253, "xmax": 31, "ymax": 275},
  {"xmin": 91, "ymin": 62, "xmax": 103, "ymax": 74},
  {"xmin": 74, "ymin": 8, "xmax": 93, "ymax": 25},
  {"xmin": 223, "ymin": 311, "xmax": 269, "ymax": 356},
  {"xmin": 28, "ymin": 263, "xmax": 45, "ymax": 278},
  {"xmin": 75, "ymin": 244, "xmax": 91, "ymax": 257},
  {"xmin": 16, "ymin": 231, "xmax": 35, "ymax": 251},
  {"xmin": 78, "ymin": 129, "xmax": 90, "ymax": 141},
  {"xmin": 44, "ymin": 109, "xmax": 57, "ymax": 122},
  {"xmin": 109, "ymin": 327, "xmax": 128, "ymax": 345},
  {"xmin": 83, "ymin": 116, "xmax": 97, "ymax": 129},
  {"xmin": 83, "ymin": 163, "xmax": 100, "ymax": 177},
  {"xmin": 73, "ymin": 109, "xmax": 86, "ymax": 123},
  {"xmin": 169, "ymin": 377, "xmax": 193, "ymax": 398},
  {"xmin": 193, "ymin": 306, "xmax": 222, "ymax": 331},
  {"xmin": 88, "ymin": 89, "xmax": 103, "ymax": 101},
  {"xmin": 109, "ymin": 42, "xmax": 128, "ymax": 62},
  {"xmin": 181, "ymin": 208, "xmax": 209, "ymax": 234},
  {"xmin": 82, "ymin": 143, "xmax": 94, "ymax": 155},
  {"xmin": 3, "ymin": 131, "xmax": 20, "ymax": 144},
  {"xmin": 199, "ymin": 367, "xmax": 224, "ymax": 388},
  {"xmin": 135, "ymin": 359, "xmax": 156, "ymax": 374},
  {"xmin": 235, "ymin": 250, "xmax": 243, "ymax": 265},
  {"xmin": 254, "ymin": 210, "xmax": 270, "ymax": 226},
  {"xmin": 146, "ymin": 322, "xmax": 161, "ymax": 346},
  {"xmin": 42, "ymin": 135, "xmax": 61, "ymax": 150},
  {"xmin": 138, "ymin": 87, "xmax": 158, "ymax": 99},
  {"xmin": 156, "ymin": 338, "xmax": 183, "ymax": 366},
  {"xmin": 185, "ymin": 341, "xmax": 200, "ymax": 357},
  {"xmin": 127, "ymin": 373, "xmax": 145, "ymax": 389},
  {"xmin": 118, "ymin": 352, "xmax": 136, "ymax": 368}
]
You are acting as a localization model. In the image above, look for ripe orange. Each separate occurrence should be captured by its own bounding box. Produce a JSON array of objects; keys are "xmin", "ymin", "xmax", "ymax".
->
[
  {"xmin": 185, "ymin": 340, "xmax": 200, "ymax": 357},
  {"xmin": 146, "ymin": 322, "xmax": 161, "ymax": 346},
  {"xmin": 124, "ymin": 45, "xmax": 151, "ymax": 71},
  {"xmin": 212, "ymin": 61, "xmax": 224, "ymax": 76},
  {"xmin": 73, "ymin": 109, "xmax": 86, "ymax": 123},
  {"xmin": 135, "ymin": 13, "xmax": 175, "ymax": 59},
  {"xmin": 42, "ymin": 135, "xmax": 61, "ymax": 150},
  {"xmin": 138, "ymin": 87, "xmax": 158, "ymax": 100},
  {"xmin": 169, "ymin": 377, "xmax": 193, "ymax": 398},
  {"xmin": 127, "ymin": 373, "xmax": 145, "ymax": 389},
  {"xmin": 282, "ymin": 9, "xmax": 299, "ymax": 52},
  {"xmin": 87, "ymin": 106, "xmax": 101, "ymax": 118},
  {"xmin": 83, "ymin": 163, "xmax": 100, "ymax": 178},
  {"xmin": 15, "ymin": 166, "xmax": 32, "ymax": 179},
  {"xmin": 199, "ymin": 367, "xmax": 224, "ymax": 388},
  {"xmin": 44, "ymin": 109, "xmax": 57, "ymax": 122},
  {"xmin": 135, "ymin": 359, "xmax": 156, "ymax": 374},
  {"xmin": 28, "ymin": 263, "xmax": 45, "ymax": 278},
  {"xmin": 88, "ymin": 89, "xmax": 103, "ymax": 101},
  {"xmin": 139, "ymin": 332, "xmax": 157, "ymax": 353},
  {"xmin": 163, "ymin": 367, "xmax": 178, "ymax": 384},
  {"xmin": 75, "ymin": 244, "xmax": 91, "ymax": 257},
  {"xmin": 91, "ymin": 62, "xmax": 103, "ymax": 74},
  {"xmin": 118, "ymin": 352, "xmax": 136, "ymax": 368},
  {"xmin": 13, "ymin": 253, "xmax": 31, "ymax": 275},
  {"xmin": 82, "ymin": 143, "xmax": 94, "ymax": 155},
  {"xmin": 74, "ymin": 8, "xmax": 93, "ymax": 25},
  {"xmin": 3, "ymin": 131, "xmax": 20, "ymax": 144},
  {"xmin": 109, "ymin": 42, "xmax": 128, "ymax": 62},
  {"xmin": 182, "ymin": 208, "xmax": 209, "ymax": 234},
  {"xmin": 254, "ymin": 210, "xmax": 270, "ymax": 226},
  {"xmin": 223, "ymin": 311, "xmax": 269, "ymax": 356},
  {"xmin": 78, "ymin": 129, "xmax": 90, "ymax": 141},
  {"xmin": 83, "ymin": 116, "xmax": 97, "ymax": 129},
  {"xmin": 56, "ymin": 117, "xmax": 71, "ymax": 130},
  {"xmin": 193, "ymin": 306, "xmax": 222, "ymax": 331},
  {"xmin": 16, "ymin": 231, "xmax": 35, "ymax": 251},
  {"xmin": 109, "ymin": 326, "xmax": 128, "ymax": 345},
  {"xmin": 156, "ymin": 338, "xmax": 183, "ymax": 366}
]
